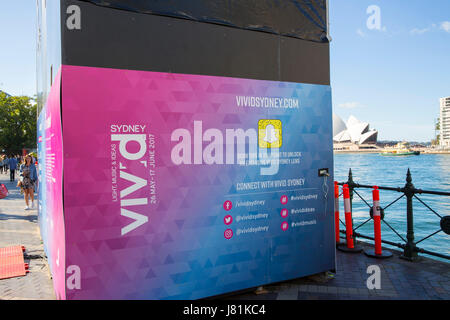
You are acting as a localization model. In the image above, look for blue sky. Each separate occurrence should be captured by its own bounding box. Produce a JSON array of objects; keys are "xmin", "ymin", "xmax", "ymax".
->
[
  {"xmin": 0, "ymin": 1, "xmax": 449, "ymax": 142},
  {"xmin": 0, "ymin": 1, "xmax": 36, "ymax": 97},
  {"xmin": 330, "ymin": 0, "xmax": 450, "ymax": 142}
]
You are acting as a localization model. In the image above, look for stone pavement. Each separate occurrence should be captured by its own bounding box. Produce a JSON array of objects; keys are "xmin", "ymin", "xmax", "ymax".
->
[
  {"xmin": 0, "ymin": 171, "xmax": 449, "ymax": 300},
  {"xmin": 227, "ymin": 242, "xmax": 450, "ymax": 300},
  {"xmin": 0, "ymin": 173, "xmax": 55, "ymax": 300}
]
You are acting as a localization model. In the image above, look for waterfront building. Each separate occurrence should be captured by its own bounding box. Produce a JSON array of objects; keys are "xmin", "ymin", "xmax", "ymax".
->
[{"xmin": 440, "ymin": 96, "xmax": 450, "ymax": 148}]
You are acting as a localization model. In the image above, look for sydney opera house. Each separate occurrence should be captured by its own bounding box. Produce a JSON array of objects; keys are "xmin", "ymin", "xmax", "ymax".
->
[{"xmin": 333, "ymin": 114, "xmax": 378, "ymax": 149}]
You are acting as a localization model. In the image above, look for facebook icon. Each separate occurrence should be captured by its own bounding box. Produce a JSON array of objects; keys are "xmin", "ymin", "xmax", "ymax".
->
[{"xmin": 223, "ymin": 200, "xmax": 232, "ymax": 211}]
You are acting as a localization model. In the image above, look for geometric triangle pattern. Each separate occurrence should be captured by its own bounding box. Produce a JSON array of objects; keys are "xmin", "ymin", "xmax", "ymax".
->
[{"xmin": 57, "ymin": 65, "xmax": 335, "ymax": 299}]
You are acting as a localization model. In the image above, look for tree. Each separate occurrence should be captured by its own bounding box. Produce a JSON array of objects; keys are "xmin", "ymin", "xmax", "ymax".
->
[
  {"xmin": 430, "ymin": 117, "xmax": 441, "ymax": 146},
  {"xmin": 435, "ymin": 117, "xmax": 440, "ymax": 145},
  {"xmin": 0, "ymin": 91, "xmax": 37, "ymax": 155}
]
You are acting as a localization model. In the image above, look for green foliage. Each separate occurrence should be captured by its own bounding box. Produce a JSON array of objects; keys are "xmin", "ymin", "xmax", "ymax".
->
[
  {"xmin": 431, "ymin": 118, "xmax": 441, "ymax": 145},
  {"xmin": 0, "ymin": 92, "xmax": 37, "ymax": 154}
]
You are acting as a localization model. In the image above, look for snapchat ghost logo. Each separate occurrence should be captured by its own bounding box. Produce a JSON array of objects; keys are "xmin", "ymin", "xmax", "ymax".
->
[
  {"xmin": 263, "ymin": 124, "xmax": 278, "ymax": 144},
  {"xmin": 258, "ymin": 120, "xmax": 282, "ymax": 148}
]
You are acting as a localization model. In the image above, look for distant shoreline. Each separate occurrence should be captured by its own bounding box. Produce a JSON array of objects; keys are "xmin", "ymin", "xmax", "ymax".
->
[
  {"xmin": 334, "ymin": 150, "xmax": 450, "ymax": 154},
  {"xmin": 334, "ymin": 150, "xmax": 379, "ymax": 154}
]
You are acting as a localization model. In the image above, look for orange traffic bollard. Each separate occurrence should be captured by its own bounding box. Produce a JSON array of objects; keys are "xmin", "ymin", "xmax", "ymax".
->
[
  {"xmin": 334, "ymin": 181, "xmax": 340, "ymax": 244},
  {"xmin": 364, "ymin": 186, "xmax": 392, "ymax": 259},
  {"xmin": 343, "ymin": 184, "xmax": 354, "ymax": 248},
  {"xmin": 337, "ymin": 184, "xmax": 362, "ymax": 253}
]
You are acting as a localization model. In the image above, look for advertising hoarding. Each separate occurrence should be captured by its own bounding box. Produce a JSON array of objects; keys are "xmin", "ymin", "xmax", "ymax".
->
[
  {"xmin": 55, "ymin": 65, "xmax": 334, "ymax": 299},
  {"xmin": 36, "ymin": 0, "xmax": 334, "ymax": 300}
]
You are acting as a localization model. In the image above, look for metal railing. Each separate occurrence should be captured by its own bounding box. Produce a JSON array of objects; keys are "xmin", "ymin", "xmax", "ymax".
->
[{"xmin": 337, "ymin": 168, "xmax": 450, "ymax": 261}]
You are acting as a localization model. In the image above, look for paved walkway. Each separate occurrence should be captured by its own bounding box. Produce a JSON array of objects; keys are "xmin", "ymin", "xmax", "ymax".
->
[
  {"xmin": 228, "ymin": 244, "xmax": 450, "ymax": 300},
  {"xmin": 0, "ymin": 173, "xmax": 55, "ymax": 300},
  {"xmin": 0, "ymin": 172, "xmax": 449, "ymax": 300}
]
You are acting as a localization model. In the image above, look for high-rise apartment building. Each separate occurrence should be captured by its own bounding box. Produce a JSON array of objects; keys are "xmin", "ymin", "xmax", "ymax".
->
[{"xmin": 441, "ymin": 96, "xmax": 450, "ymax": 147}]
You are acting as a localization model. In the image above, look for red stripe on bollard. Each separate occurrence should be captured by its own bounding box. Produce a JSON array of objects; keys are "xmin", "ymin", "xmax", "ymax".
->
[{"xmin": 334, "ymin": 182, "xmax": 340, "ymax": 244}]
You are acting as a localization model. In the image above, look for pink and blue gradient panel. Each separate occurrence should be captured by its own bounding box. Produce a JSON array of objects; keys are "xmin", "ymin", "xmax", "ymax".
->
[
  {"xmin": 62, "ymin": 65, "xmax": 334, "ymax": 299},
  {"xmin": 37, "ymin": 68, "xmax": 66, "ymax": 300}
]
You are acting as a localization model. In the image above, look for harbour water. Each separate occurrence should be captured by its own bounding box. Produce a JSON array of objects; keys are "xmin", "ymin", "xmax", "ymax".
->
[{"xmin": 334, "ymin": 153, "xmax": 450, "ymax": 260}]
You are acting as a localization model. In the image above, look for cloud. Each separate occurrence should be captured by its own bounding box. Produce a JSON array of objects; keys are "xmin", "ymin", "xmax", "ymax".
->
[
  {"xmin": 338, "ymin": 102, "xmax": 364, "ymax": 109},
  {"xmin": 356, "ymin": 29, "xmax": 366, "ymax": 37},
  {"xmin": 441, "ymin": 21, "xmax": 450, "ymax": 33},
  {"xmin": 410, "ymin": 22, "xmax": 450, "ymax": 35},
  {"xmin": 410, "ymin": 27, "xmax": 431, "ymax": 35}
]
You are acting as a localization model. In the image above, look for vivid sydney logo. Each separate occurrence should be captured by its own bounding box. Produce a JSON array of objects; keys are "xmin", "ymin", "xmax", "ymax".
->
[
  {"xmin": 111, "ymin": 125, "xmax": 149, "ymax": 236},
  {"xmin": 171, "ymin": 120, "xmax": 281, "ymax": 175}
]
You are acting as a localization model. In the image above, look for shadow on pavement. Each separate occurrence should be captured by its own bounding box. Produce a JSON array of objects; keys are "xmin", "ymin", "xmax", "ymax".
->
[{"xmin": 0, "ymin": 212, "xmax": 38, "ymax": 222}]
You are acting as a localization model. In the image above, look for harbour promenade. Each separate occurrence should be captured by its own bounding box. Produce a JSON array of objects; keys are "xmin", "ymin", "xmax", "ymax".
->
[
  {"xmin": 0, "ymin": 173, "xmax": 449, "ymax": 300},
  {"xmin": 228, "ymin": 242, "xmax": 450, "ymax": 300}
]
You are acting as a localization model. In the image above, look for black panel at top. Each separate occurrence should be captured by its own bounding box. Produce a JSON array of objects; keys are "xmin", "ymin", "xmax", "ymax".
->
[
  {"xmin": 62, "ymin": 0, "xmax": 330, "ymax": 85},
  {"xmin": 77, "ymin": 0, "xmax": 328, "ymax": 43}
]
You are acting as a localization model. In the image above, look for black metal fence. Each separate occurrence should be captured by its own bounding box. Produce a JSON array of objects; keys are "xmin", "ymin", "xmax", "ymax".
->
[{"xmin": 337, "ymin": 168, "xmax": 450, "ymax": 261}]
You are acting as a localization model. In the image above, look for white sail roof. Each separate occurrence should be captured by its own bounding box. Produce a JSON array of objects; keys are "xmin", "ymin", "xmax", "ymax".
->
[{"xmin": 333, "ymin": 114, "xmax": 378, "ymax": 144}]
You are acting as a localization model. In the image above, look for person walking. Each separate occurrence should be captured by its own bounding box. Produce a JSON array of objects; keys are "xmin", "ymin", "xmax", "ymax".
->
[
  {"xmin": 0, "ymin": 155, "xmax": 4, "ymax": 174},
  {"xmin": 8, "ymin": 155, "xmax": 18, "ymax": 182},
  {"xmin": 20, "ymin": 155, "xmax": 37, "ymax": 210},
  {"xmin": 3, "ymin": 155, "xmax": 9, "ymax": 174}
]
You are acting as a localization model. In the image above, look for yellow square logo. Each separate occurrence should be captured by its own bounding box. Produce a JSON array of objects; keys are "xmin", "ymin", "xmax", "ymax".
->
[{"xmin": 258, "ymin": 119, "xmax": 282, "ymax": 148}]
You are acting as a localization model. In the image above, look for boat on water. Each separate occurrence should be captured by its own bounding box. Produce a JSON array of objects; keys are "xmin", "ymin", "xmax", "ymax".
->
[{"xmin": 380, "ymin": 142, "xmax": 420, "ymax": 156}]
